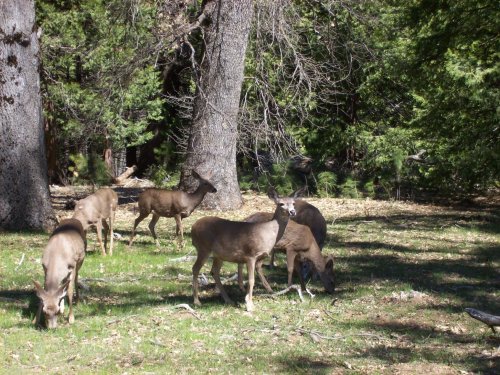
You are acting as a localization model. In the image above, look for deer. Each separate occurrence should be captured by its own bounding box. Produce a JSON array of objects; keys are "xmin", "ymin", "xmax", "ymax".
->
[
  {"xmin": 128, "ymin": 171, "xmax": 217, "ymax": 247},
  {"xmin": 72, "ymin": 188, "xmax": 118, "ymax": 256},
  {"xmin": 191, "ymin": 188, "xmax": 298, "ymax": 312},
  {"xmin": 267, "ymin": 198, "xmax": 327, "ymax": 269},
  {"xmin": 241, "ymin": 212, "xmax": 334, "ymax": 294},
  {"xmin": 33, "ymin": 218, "xmax": 86, "ymax": 328}
]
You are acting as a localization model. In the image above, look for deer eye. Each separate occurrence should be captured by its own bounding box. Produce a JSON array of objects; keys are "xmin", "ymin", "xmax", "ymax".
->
[{"xmin": 279, "ymin": 203, "xmax": 284, "ymax": 207}]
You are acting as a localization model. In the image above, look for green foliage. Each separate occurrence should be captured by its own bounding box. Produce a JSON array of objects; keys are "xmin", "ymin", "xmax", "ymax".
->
[
  {"xmin": 145, "ymin": 166, "xmax": 180, "ymax": 189},
  {"xmin": 37, "ymin": 0, "xmax": 164, "ymax": 150},
  {"xmin": 316, "ymin": 171, "xmax": 337, "ymax": 197},
  {"xmin": 68, "ymin": 153, "xmax": 111, "ymax": 186},
  {"xmin": 340, "ymin": 177, "xmax": 359, "ymax": 198},
  {"xmin": 256, "ymin": 163, "xmax": 300, "ymax": 196},
  {"xmin": 363, "ymin": 0, "xmax": 500, "ymax": 193},
  {"xmin": 362, "ymin": 180, "xmax": 376, "ymax": 198}
]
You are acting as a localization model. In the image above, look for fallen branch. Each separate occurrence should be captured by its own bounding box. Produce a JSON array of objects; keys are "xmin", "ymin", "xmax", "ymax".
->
[
  {"xmin": 169, "ymin": 255, "xmax": 197, "ymax": 263},
  {"xmin": 222, "ymin": 273, "xmax": 239, "ymax": 285},
  {"xmin": 114, "ymin": 165, "xmax": 137, "ymax": 185},
  {"xmin": 149, "ymin": 338, "xmax": 167, "ymax": 348},
  {"xmin": 296, "ymin": 328, "xmax": 386, "ymax": 342},
  {"xmin": 261, "ymin": 285, "xmax": 305, "ymax": 302},
  {"xmin": 173, "ymin": 303, "xmax": 201, "ymax": 320},
  {"xmin": 14, "ymin": 253, "xmax": 25, "ymax": 271},
  {"xmin": 465, "ymin": 308, "xmax": 500, "ymax": 333}
]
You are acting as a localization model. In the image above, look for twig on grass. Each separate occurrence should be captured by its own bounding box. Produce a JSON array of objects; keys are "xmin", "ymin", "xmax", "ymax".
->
[
  {"xmin": 261, "ymin": 285, "xmax": 306, "ymax": 302},
  {"xmin": 173, "ymin": 303, "xmax": 201, "ymax": 320},
  {"xmin": 14, "ymin": 253, "xmax": 25, "ymax": 271},
  {"xmin": 296, "ymin": 328, "xmax": 386, "ymax": 342},
  {"xmin": 149, "ymin": 338, "xmax": 167, "ymax": 347},
  {"xmin": 222, "ymin": 273, "xmax": 239, "ymax": 284}
]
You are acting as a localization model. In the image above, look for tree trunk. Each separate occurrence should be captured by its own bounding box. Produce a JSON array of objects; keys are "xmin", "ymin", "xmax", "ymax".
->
[
  {"xmin": 0, "ymin": 0, "xmax": 55, "ymax": 230},
  {"xmin": 180, "ymin": 0, "xmax": 253, "ymax": 210}
]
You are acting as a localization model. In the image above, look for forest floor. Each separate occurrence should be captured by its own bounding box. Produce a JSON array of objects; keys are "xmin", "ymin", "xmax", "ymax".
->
[{"xmin": 0, "ymin": 185, "xmax": 499, "ymax": 374}]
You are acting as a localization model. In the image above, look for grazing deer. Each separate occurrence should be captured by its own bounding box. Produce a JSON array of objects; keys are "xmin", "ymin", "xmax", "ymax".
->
[
  {"xmin": 128, "ymin": 171, "xmax": 216, "ymax": 247},
  {"xmin": 242, "ymin": 212, "xmax": 334, "ymax": 293},
  {"xmin": 73, "ymin": 188, "xmax": 118, "ymax": 256},
  {"xmin": 191, "ymin": 188, "xmax": 298, "ymax": 312},
  {"xmin": 269, "ymin": 198, "xmax": 327, "ymax": 269},
  {"xmin": 33, "ymin": 218, "xmax": 86, "ymax": 328}
]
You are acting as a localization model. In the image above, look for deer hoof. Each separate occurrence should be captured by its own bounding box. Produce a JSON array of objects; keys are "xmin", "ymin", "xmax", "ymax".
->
[{"xmin": 68, "ymin": 314, "xmax": 75, "ymax": 324}]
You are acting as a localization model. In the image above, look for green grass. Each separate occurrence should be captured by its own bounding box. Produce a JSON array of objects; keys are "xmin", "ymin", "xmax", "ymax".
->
[{"xmin": 0, "ymin": 193, "xmax": 499, "ymax": 374}]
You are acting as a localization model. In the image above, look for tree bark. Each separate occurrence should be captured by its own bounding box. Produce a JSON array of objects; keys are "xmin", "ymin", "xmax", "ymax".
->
[
  {"xmin": 0, "ymin": 0, "xmax": 55, "ymax": 230},
  {"xmin": 180, "ymin": 0, "xmax": 254, "ymax": 210}
]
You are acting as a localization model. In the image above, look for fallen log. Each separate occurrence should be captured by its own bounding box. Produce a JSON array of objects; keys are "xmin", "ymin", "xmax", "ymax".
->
[
  {"xmin": 465, "ymin": 308, "xmax": 500, "ymax": 333},
  {"xmin": 114, "ymin": 165, "xmax": 137, "ymax": 185}
]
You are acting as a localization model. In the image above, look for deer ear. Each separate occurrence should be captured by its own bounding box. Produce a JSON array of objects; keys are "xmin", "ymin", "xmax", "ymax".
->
[
  {"xmin": 325, "ymin": 256, "xmax": 334, "ymax": 269},
  {"xmin": 33, "ymin": 280, "xmax": 45, "ymax": 298},
  {"xmin": 291, "ymin": 186, "xmax": 306, "ymax": 198},
  {"xmin": 57, "ymin": 277, "xmax": 71, "ymax": 299},
  {"xmin": 267, "ymin": 187, "xmax": 279, "ymax": 202}
]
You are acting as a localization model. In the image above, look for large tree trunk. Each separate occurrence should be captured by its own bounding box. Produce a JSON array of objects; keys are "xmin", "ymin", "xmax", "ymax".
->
[
  {"xmin": 180, "ymin": 0, "xmax": 254, "ymax": 210},
  {"xmin": 0, "ymin": 0, "xmax": 55, "ymax": 230}
]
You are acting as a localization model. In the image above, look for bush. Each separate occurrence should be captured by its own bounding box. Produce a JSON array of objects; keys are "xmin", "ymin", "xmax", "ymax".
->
[
  {"xmin": 340, "ymin": 178, "xmax": 359, "ymax": 198},
  {"xmin": 145, "ymin": 166, "xmax": 180, "ymax": 188},
  {"xmin": 316, "ymin": 171, "xmax": 337, "ymax": 197},
  {"xmin": 68, "ymin": 153, "xmax": 111, "ymax": 186}
]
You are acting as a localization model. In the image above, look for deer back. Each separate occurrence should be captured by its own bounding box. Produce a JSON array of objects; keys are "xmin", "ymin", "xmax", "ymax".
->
[
  {"xmin": 292, "ymin": 200, "xmax": 327, "ymax": 249},
  {"xmin": 43, "ymin": 218, "xmax": 86, "ymax": 288},
  {"xmin": 73, "ymin": 188, "xmax": 117, "ymax": 227}
]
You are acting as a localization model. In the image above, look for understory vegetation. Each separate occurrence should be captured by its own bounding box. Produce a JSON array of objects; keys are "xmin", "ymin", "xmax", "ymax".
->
[{"xmin": 1, "ymin": 189, "xmax": 498, "ymax": 374}]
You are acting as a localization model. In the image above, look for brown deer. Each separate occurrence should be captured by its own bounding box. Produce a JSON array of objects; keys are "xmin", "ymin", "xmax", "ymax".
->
[
  {"xmin": 269, "ymin": 198, "xmax": 327, "ymax": 269},
  {"xmin": 72, "ymin": 188, "xmax": 118, "ymax": 256},
  {"xmin": 128, "ymin": 171, "xmax": 216, "ymax": 247},
  {"xmin": 33, "ymin": 218, "xmax": 86, "ymax": 328},
  {"xmin": 191, "ymin": 188, "xmax": 298, "ymax": 312},
  {"xmin": 242, "ymin": 212, "xmax": 334, "ymax": 294}
]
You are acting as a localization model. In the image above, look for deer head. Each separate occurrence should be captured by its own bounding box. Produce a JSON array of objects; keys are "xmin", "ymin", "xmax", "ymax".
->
[{"xmin": 33, "ymin": 273, "xmax": 71, "ymax": 329}]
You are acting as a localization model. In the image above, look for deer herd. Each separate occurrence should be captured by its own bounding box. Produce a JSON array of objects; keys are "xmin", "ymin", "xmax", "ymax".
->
[{"xmin": 33, "ymin": 171, "xmax": 335, "ymax": 328}]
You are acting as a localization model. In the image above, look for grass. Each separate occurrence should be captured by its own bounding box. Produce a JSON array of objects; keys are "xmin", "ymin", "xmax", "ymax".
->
[{"xmin": 0, "ymin": 189, "xmax": 499, "ymax": 374}]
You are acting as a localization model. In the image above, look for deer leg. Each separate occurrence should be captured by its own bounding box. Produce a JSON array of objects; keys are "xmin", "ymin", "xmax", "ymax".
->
[
  {"xmin": 67, "ymin": 275, "xmax": 75, "ymax": 324},
  {"xmin": 192, "ymin": 251, "xmax": 210, "ymax": 306},
  {"xmin": 245, "ymin": 258, "xmax": 257, "ymax": 312},
  {"xmin": 269, "ymin": 249, "xmax": 276, "ymax": 269},
  {"xmin": 295, "ymin": 258, "xmax": 307, "ymax": 291},
  {"xmin": 174, "ymin": 214, "xmax": 185, "ymax": 247},
  {"xmin": 109, "ymin": 210, "xmax": 115, "ymax": 256},
  {"xmin": 34, "ymin": 302, "xmax": 43, "ymax": 326},
  {"xmin": 128, "ymin": 212, "xmax": 149, "ymax": 247},
  {"xmin": 256, "ymin": 259, "xmax": 273, "ymax": 293},
  {"xmin": 211, "ymin": 258, "xmax": 234, "ymax": 305},
  {"xmin": 286, "ymin": 250, "xmax": 298, "ymax": 288},
  {"xmin": 148, "ymin": 213, "xmax": 161, "ymax": 247},
  {"xmin": 74, "ymin": 266, "xmax": 80, "ymax": 303},
  {"xmin": 237, "ymin": 263, "xmax": 245, "ymax": 291},
  {"xmin": 102, "ymin": 219, "xmax": 109, "ymax": 255},
  {"xmin": 96, "ymin": 219, "xmax": 106, "ymax": 256}
]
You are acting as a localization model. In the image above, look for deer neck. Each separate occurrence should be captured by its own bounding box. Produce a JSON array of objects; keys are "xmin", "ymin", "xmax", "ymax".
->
[
  {"xmin": 272, "ymin": 208, "xmax": 291, "ymax": 244},
  {"xmin": 186, "ymin": 185, "xmax": 209, "ymax": 208},
  {"xmin": 306, "ymin": 241, "xmax": 325, "ymax": 273}
]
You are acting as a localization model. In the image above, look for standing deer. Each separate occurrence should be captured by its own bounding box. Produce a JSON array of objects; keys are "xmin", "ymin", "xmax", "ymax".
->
[
  {"xmin": 73, "ymin": 188, "xmax": 118, "ymax": 256},
  {"xmin": 33, "ymin": 218, "xmax": 86, "ymax": 328},
  {"xmin": 242, "ymin": 212, "xmax": 334, "ymax": 293},
  {"xmin": 128, "ymin": 171, "xmax": 216, "ymax": 247},
  {"xmin": 191, "ymin": 188, "xmax": 297, "ymax": 312}
]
